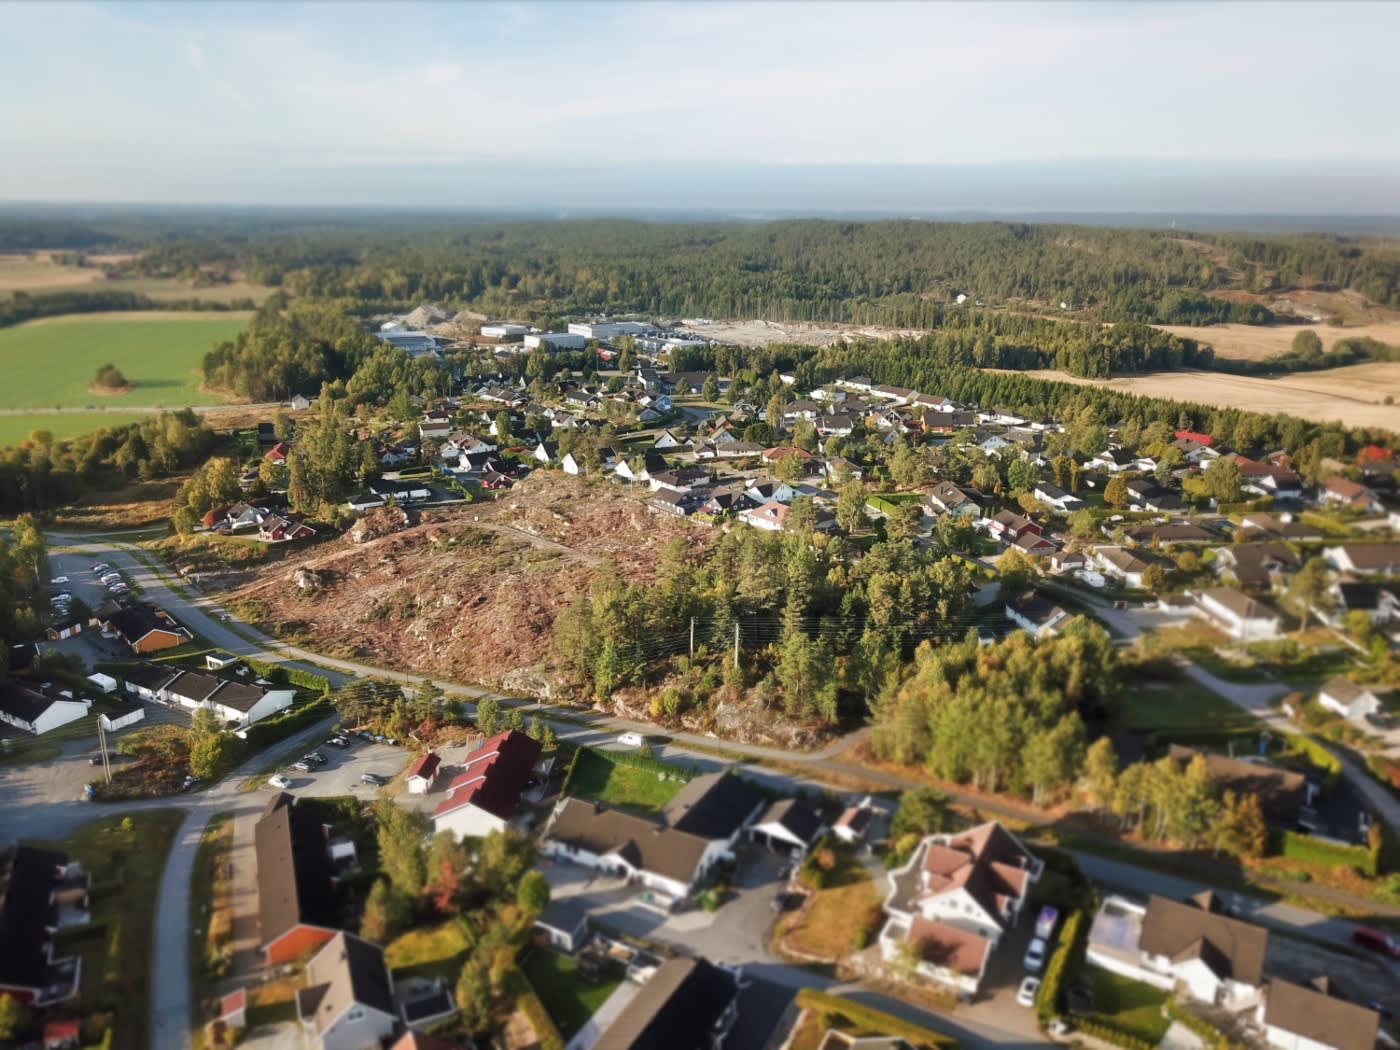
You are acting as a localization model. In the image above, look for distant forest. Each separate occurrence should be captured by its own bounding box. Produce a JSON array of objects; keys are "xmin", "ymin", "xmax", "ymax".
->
[{"xmin": 2, "ymin": 214, "xmax": 1398, "ymax": 326}]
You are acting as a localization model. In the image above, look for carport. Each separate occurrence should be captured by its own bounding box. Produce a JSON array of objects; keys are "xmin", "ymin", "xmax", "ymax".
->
[{"xmin": 748, "ymin": 798, "xmax": 823, "ymax": 857}]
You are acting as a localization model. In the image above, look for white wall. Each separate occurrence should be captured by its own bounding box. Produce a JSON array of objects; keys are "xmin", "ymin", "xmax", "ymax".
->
[
  {"xmin": 243, "ymin": 689, "xmax": 295, "ymax": 725},
  {"xmin": 317, "ymin": 1005, "xmax": 399, "ymax": 1050},
  {"xmin": 435, "ymin": 803, "xmax": 508, "ymax": 841}
]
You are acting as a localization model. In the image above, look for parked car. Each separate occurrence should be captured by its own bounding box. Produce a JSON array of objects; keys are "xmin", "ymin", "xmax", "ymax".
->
[
  {"xmin": 1035, "ymin": 906, "xmax": 1060, "ymax": 941},
  {"xmin": 1023, "ymin": 937, "xmax": 1048, "ymax": 972},
  {"xmin": 617, "ymin": 731, "xmax": 645, "ymax": 749},
  {"xmin": 1351, "ymin": 925, "xmax": 1400, "ymax": 959},
  {"xmin": 51, "ymin": 592, "xmax": 73, "ymax": 604},
  {"xmin": 50, "ymin": 576, "xmax": 69, "ymax": 585},
  {"xmin": 88, "ymin": 751, "xmax": 112, "ymax": 766},
  {"xmin": 91, "ymin": 563, "xmax": 111, "ymax": 574},
  {"xmin": 1017, "ymin": 977, "xmax": 1041, "ymax": 1008},
  {"xmin": 268, "ymin": 774, "xmax": 291, "ymax": 789},
  {"xmin": 303, "ymin": 752, "xmax": 327, "ymax": 765},
  {"xmin": 291, "ymin": 761, "xmax": 312, "ymax": 773},
  {"xmin": 182, "ymin": 775, "xmax": 200, "ymax": 791},
  {"xmin": 360, "ymin": 772, "xmax": 386, "ymax": 786},
  {"xmin": 100, "ymin": 572, "xmax": 123, "ymax": 585},
  {"xmin": 327, "ymin": 736, "xmax": 349, "ymax": 748}
]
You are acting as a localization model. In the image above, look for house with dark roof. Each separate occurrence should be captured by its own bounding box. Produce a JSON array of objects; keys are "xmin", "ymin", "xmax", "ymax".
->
[
  {"xmin": 0, "ymin": 680, "xmax": 91, "ymax": 736},
  {"xmin": 255, "ymin": 793, "xmax": 346, "ymax": 965},
  {"xmin": 1005, "ymin": 590, "xmax": 1068, "ymax": 640},
  {"xmin": 296, "ymin": 932, "xmax": 400, "ymax": 1050},
  {"xmin": 1087, "ymin": 892, "xmax": 1267, "ymax": 1010},
  {"xmin": 748, "ymin": 798, "xmax": 824, "ymax": 857},
  {"xmin": 431, "ymin": 730, "xmax": 543, "ymax": 840},
  {"xmin": 0, "ymin": 846, "xmax": 89, "ymax": 1006},
  {"xmin": 879, "ymin": 821, "xmax": 1043, "ymax": 994},
  {"xmin": 1256, "ymin": 977, "xmax": 1380, "ymax": 1050},
  {"xmin": 1213, "ymin": 543, "xmax": 1299, "ymax": 591},
  {"xmin": 596, "ymin": 956, "xmax": 740, "ymax": 1050},
  {"xmin": 1325, "ymin": 542, "xmax": 1400, "ymax": 576},
  {"xmin": 1166, "ymin": 746, "xmax": 1310, "ymax": 825},
  {"xmin": 927, "ymin": 481, "xmax": 984, "ymax": 519},
  {"xmin": 130, "ymin": 664, "xmax": 295, "ymax": 727},
  {"xmin": 541, "ymin": 772, "xmax": 765, "ymax": 902},
  {"xmin": 1317, "ymin": 475, "xmax": 1383, "ymax": 514},
  {"xmin": 99, "ymin": 605, "xmax": 192, "ymax": 654},
  {"xmin": 1192, "ymin": 586, "xmax": 1283, "ymax": 642}
]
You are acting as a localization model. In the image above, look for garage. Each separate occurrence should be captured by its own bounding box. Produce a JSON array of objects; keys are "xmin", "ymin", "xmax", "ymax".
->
[{"xmin": 749, "ymin": 799, "xmax": 823, "ymax": 857}]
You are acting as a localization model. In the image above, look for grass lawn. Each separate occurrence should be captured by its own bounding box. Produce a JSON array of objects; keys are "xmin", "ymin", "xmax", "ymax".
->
[
  {"xmin": 1080, "ymin": 966, "xmax": 1172, "ymax": 1045},
  {"xmin": 47, "ymin": 809, "xmax": 186, "ymax": 1050},
  {"xmin": 567, "ymin": 748, "xmax": 686, "ymax": 813},
  {"xmin": 782, "ymin": 845, "xmax": 881, "ymax": 960},
  {"xmin": 0, "ymin": 311, "xmax": 247, "ymax": 410},
  {"xmin": 1115, "ymin": 684, "xmax": 1261, "ymax": 735},
  {"xmin": 385, "ymin": 917, "xmax": 474, "ymax": 982},
  {"xmin": 0, "ymin": 411, "xmax": 155, "ymax": 450},
  {"xmin": 519, "ymin": 948, "xmax": 621, "ymax": 1040}
]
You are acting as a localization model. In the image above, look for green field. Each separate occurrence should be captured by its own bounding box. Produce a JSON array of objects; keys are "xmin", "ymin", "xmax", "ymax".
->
[
  {"xmin": 568, "ymin": 748, "xmax": 686, "ymax": 812},
  {"xmin": 0, "ymin": 411, "xmax": 156, "ymax": 450},
  {"xmin": 0, "ymin": 311, "xmax": 248, "ymax": 410}
]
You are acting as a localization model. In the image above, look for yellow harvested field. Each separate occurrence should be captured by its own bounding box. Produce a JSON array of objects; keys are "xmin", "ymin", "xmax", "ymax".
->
[
  {"xmin": 1008, "ymin": 365, "xmax": 1400, "ymax": 432},
  {"xmin": 1156, "ymin": 321, "xmax": 1400, "ymax": 362},
  {"xmin": 0, "ymin": 253, "xmax": 100, "ymax": 291}
]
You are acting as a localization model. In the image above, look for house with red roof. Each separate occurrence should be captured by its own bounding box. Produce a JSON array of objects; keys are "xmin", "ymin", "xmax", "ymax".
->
[
  {"xmin": 879, "ymin": 821, "xmax": 1043, "ymax": 994},
  {"xmin": 405, "ymin": 753, "xmax": 441, "ymax": 795},
  {"xmin": 1174, "ymin": 430, "xmax": 1213, "ymax": 446},
  {"xmin": 432, "ymin": 731, "xmax": 543, "ymax": 839},
  {"xmin": 265, "ymin": 442, "xmax": 292, "ymax": 463}
]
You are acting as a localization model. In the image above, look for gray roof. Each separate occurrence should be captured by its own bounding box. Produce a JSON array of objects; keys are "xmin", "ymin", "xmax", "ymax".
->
[
  {"xmin": 599, "ymin": 957, "xmax": 737, "ymax": 1050},
  {"xmin": 298, "ymin": 932, "xmax": 397, "ymax": 1035},
  {"xmin": 1139, "ymin": 894, "xmax": 1267, "ymax": 986},
  {"xmin": 1263, "ymin": 979, "xmax": 1379, "ymax": 1050},
  {"xmin": 661, "ymin": 772, "xmax": 765, "ymax": 840},
  {"xmin": 546, "ymin": 799, "xmax": 711, "ymax": 885},
  {"xmin": 756, "ymin": 798, "xmax": 823, "ymax": 845}
]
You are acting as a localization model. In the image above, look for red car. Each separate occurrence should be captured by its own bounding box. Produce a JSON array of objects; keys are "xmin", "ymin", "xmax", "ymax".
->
[{"xmin": 1351, "ymin": 925, "xmax": 1400, "ymax": 959}]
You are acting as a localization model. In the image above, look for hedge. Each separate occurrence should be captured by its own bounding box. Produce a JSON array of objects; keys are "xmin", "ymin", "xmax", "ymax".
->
[
  {"xmin": 794, "ymin": 989, "xmax": 958, "ymax": 1048},
  {"xmin": 1035, "ymin": 908, "xmax": 1086, "ymax": 1021},
  {"xmin": 557, "ymin": 744, "xmax": 585, "ymax": 797},
  {"xmin": 242, "ymin": 657, "xmax": 333, "ymax": 695},
  {"xmin": 1072, "ymin": 1018, "xmax": 1154, "ymax": 1050},
  {"xmin": 1275, "ymin": 829, "xmax": 1377, "ymax": 877},
  {"xmin": 242, "ymin": 696, "xmax": 334, "ymax": 750},
  {"xmin": 1285, "ymin": 733, "xmax": 1341, "ymax": 791},
  {"xmin": 1165, "ymin": 1005, "xmax": 1246, "ymax": 1050}
]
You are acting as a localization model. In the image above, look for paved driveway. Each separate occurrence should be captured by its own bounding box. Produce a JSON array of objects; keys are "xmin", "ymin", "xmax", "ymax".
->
[{"xmin": 258, "ymin": 738, "xmax": 411, "ymax": 798}]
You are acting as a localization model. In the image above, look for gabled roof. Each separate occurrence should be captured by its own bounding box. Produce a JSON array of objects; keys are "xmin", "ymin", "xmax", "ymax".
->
[
  {"xmin": 1138, "ymin": 894, "xmax": 1267, "ymax": 986},
  {"xmin": 1006, "ymin": 590, "xmax": 1065, "ymax": 628},
  {"xmin": 298, "ymin": 932, "xmax": 397, "ymax": 1035},
  {"xmin": 0, "ymin": 680, "xmax": 75, "ymax": 725},
  {"xmin": 919, "ymin": 822, "xmax": 1035, "ymax": 921},
  {"xmin": 545, "ymin": 799, "xmax": 710, "ymax": 885},
  {"xmin": 122, "ymin": 663, "xmax": 178, "ymax": 693},
  {"xmin": 599, "ymin": 956, "xmax": 737, "ymax": 1050},
  {"xmin": 103, "ymin": 605, "xmax": 188, "ymax": 646},
  {"xmin": 1263, "ymin": 979, "xmax": 1379, "ymax": 1050},
  {"xmin": 406, "ymin": 753, "xmax": 440, "ymax": 781},
  {"xmin": 909, "ymin": 915, "xmax": 991, "ymax": 978},
  {"xmin": 755, "ymin": 798, "xmax": 823, "ymax": 845},
  {"xmin": 254, "ymin": 794, "xmax": 340, "ymax": 945},
  {"xmin": 432, "ymin": 729, "xmax": 541, "ymax": 821},
  {"xmin": 1198, "ymin": 586, "xmax": 1278, "ymax": 623},
  {"xmin": 0, "ymin": 845, "xmax": 69, "ymax": 990},
  {"xmin": 660, "ymin": 772, "xmax": 765, "ymax": 840},
  {"xmin": 1166, "ymin": 745, "xmax": 1306, "ymax": 823}
]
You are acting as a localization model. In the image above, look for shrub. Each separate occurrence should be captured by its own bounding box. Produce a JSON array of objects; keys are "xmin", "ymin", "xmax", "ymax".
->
[
  {"xmin": 1274, "ymin": 830, "xmax": 1376, "ymax": 877},
  {"xmin": 793, "ymin": 990, "xmax": 957, "ymax": 1048},
  {"xmin": 1035, "ymin": 909, "xmax": 1086, "ymax": 1021}
]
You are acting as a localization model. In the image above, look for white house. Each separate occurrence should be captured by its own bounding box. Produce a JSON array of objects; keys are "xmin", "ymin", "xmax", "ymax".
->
[
  {"xmin": 1317, "ymin": 679, "xmax": 1383, "ymax": 726},
  {"xmin": 739, "ymin": 500, "xmax": 788, "ymax": 532},
  {"xmin": 125, "ymin": 665, "xmax": 294, "ymax": 728},
  {"xmin": 879, "ymin": 822, "xmax": 1043, "ymax": 995},
  {"xmin": 432, "ymin": 730, "xmax": 542, "ymax": 840},
  {"xmin": 296, "ymin": 933, "xmax": 401, "ymax": 1050},
  {"xmin": 0, "ymin": 681, "xmax": 90, "ymax": 736},
  {"xmin": 404, "ymin": 753, "xmax": 441, "ymax": 795},
  {"xmin": 98, "ymin": 699, "xmax": 146, "ymax": 733},
  {"xmin": 1005, "ymin": 591, "xmax": 1069, "ymax": 640},
  {"xmin": 1323, "ymin": 543, "xmax": 1400, "ymax": 576},
  {"xmin": 86, "ymin": 673, "xmax": 118, "ymax": 695},
  {"xmin": 1086, "ymin": 893, "xmax": 1266, "ymax": 1011},
  {"xmin": 1032, "ymin": 484, "xmax": 1083, "ymax": 513},
  {"xmin": 1256, "ymin": 978, "xmax": 1380, "ymax": 1050},
  {"xmin": 1193, "ymin": 587, "xmax": 1283, "ymax": 642}
]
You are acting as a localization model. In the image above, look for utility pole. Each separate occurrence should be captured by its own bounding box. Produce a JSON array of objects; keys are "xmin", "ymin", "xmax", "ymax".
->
[
  {"xmin": 733, "ymin": 621, "xmax": 740, "ymax": 671},
  {"xmin": 97, "ymin": 719, "xmax": 111, "ymax": 783},
  {"xmin": 689, "ymin": 617, "xmax": 695, "ymax": 660}
]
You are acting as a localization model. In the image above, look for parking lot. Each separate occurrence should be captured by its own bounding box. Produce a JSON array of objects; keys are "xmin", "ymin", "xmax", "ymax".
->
[{"xmin": 256, "ymin": 735, "xmax": 412, "ymax": 798}]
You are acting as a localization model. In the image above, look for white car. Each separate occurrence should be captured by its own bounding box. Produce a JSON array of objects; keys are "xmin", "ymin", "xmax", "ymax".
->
[
  {"xmin": 617, "ymin": 732, "xmax": 645, "ymax": 749},
  {"xmin": 1023, "ymin": 937, "xmax": 1048, "ymax": 972},
  {"xmin": 1017, "ymin": 976, "xmax": 1041, "ymax": 1008},
  {"xmin": 50, "ymin": 576, "xmax": 69, "ymax": 585},
  {"xmin": 268, "ymin": 774, "xmax": 291, "ymax": 789}
]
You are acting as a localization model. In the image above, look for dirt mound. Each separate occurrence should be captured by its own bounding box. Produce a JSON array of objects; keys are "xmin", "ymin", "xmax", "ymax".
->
[{"xmin": 228, "ymin": 474, "xmax": 712, "ymax": 693}]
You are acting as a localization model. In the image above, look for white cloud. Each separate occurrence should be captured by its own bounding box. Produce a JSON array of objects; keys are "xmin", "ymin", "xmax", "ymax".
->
[{"xmin": 187, "ymin": 42, "xmax": 206, "ymax": 73}]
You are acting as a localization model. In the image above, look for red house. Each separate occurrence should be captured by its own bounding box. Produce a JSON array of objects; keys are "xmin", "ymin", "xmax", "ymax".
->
[
  {"xmin": 265, "ymin": 442, "xmax": 291, "ymax": 463},
  {"xmin": 255, "ymin": 793, "xmax": 342, "ymax": 965},
  {"xmin": 1174, "ymin": 430, "xmax": 1213, "ymax": 446}
]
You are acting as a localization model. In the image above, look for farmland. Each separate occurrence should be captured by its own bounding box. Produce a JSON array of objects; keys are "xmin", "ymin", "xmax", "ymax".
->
[
  {"xmin": 0, "ymin": 252, "xmax": 270, "ymax": 304},
  {"xmin": 1155, "ymin": 319, "xmax": 1400, "ymax": 362},
  {"xmin": 0, "ymin": 311, "xmax": 249, "ymax": 411},
  {"xmin": 0, "ymin": 411, "xmax": 156, "ymax": 450},
  {"xmin": 1005, "ymin": 365, "xmax": 1400, "ymax": 432}
]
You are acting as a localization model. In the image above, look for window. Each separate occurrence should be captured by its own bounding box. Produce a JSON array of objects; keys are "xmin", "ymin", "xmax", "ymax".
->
[{"xmin": 347, "ymin": 1008, "xmax": 363, "ymax": 1022}]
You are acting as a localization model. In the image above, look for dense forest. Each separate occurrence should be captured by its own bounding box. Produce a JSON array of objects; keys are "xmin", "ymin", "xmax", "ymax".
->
[{"xmin": 4, "ymin": 214, "xmax": 1399, "ymax": 324}]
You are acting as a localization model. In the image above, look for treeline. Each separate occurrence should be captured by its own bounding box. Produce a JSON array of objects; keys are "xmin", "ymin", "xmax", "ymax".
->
[
  {"xmin": 0, "ymin": 517, "xmax": 48, "ymax": 657},
  {"xmin": 553, "ymin": 523, "xmax": 974, "ymax": 725},
  {"xmin": 0, "ymin": 288, "xmax": 254, "ymax": 330},
  {"xmin": 0, "ymin": 410, "xmax": 217, "ymax": 515},
  {"xmin": 1214, "ymin": 332, "xmax": 1400, "ymax": 377}
]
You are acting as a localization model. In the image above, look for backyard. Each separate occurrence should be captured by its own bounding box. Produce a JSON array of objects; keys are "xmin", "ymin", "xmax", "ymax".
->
[
  {"xmin": 519, "ymin": 947, "xmax": 621, "ymax": 1040},
  {"xmin": 46, "ymin": 809, "xmax": 186, "ymax": 1050},
  {"xmin": 385, "ymin": 917, "xmax": 474, "ymax": 982},
  {"xmin": 566, "ymin": 748, "xmax": 688, "ymax": 813},
  {"xmin": 778, "ymin": 844, "xmax": 882, "ymax": 961},
  {"xmin": 1078, "ymin": 966, "xmax": 1172, "ymax": 1045}
]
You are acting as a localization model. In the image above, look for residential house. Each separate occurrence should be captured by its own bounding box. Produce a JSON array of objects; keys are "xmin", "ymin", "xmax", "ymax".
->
[
  {"xmin": 97, "ymin": 698, "xmax": 145, "ymax": 733},
  {"xmin": 879, "ymin": 822, "xmax": 1043, "ymax": 994},
  {"xmin": 532, "ymin": 441, "xmax": 558, "ymax": 466},
  {"xmin": 156, "ymin": 667, "xmax": 295, "ymax": 727},
  {"xmin": 432, "ymin": 730, "xmax": 544, "ymax": 840},
  {"xmin": 1193, "ymin": 587, "xmax": 1283, "ymax": 642},
  {"xmin": 258, "ymin": 515, "xmax": 316, "ymax": 542},
  {"xmin": 1091, "ymin": 546, "xmax": 1161, "ymax": 589},
  {"xmin": 0, "ymin": 680, "xmax": 90, "ymax": 735},
  {"xmin": 749, "ymin": 799, "xmax": 824, "ymax": 857},
  {"xmin": 817, "ymin": 413, "xmax": 856, "ymax": 437},
  {"xmin": 739, "ymin": 500, "xmax": 789, "ymax": 532},
  {"xmin": 256, "ymin": 793, "xmax": 352, "ymax": 965},
  {"xmin": 744, "ymin": 478, "xmax": 798, "ymax": 505},
  {"xmin": 561, "ymin": 451, "xmax": 585, "ymax": 476},
  {"xmin": 1032, "ymin": 483, "xmax": 1083, "ymax": 513},
  {"xmin": 1123, "ymin": 479, "xmax": 1184, "ymax": 513},
  {"xmin": 541, "ymin": 772, "xmax": 765, "ymax": 902},
  {"xmin": 1239, "ymin": 513, "xmax": 1323, "ymax": 543},
  {"xmin": 986, "ymin": 509, "xmax": 1041, "ymax": 544},
  {"xmin": 1256, "ymin": 978, "xmax": 1379, "ymax": 1050},
  {"xmin": 346, "ymin": 492, "xmax": 387, "ymax": 513},
  {"xmin": 650, "ymin": 466, "xmax": 711, "ymax": 494},
  {"xmin": 418, "ymin": 414, "xmax": 454, "ymax": 441},
  {"xmin": 405, "ymin": 754, "xmax": 440, "ymax": 795},
  {"xmin": 1088, "ymin": 448, "xmax": 1141, "ymax": 473},
  {"xmin": 1317, "ymin": 679, "xmax": 1383, "ymax": 726},
  {"xmin": 616, "ymin": 451, "xmax": 668, "ymax": 484},
  {"xmin": 1330, "ymin": 579, "xmax": 1399, "ymax": 625},
  {"xmin": 1228, "ymin": 456, "xmax": 1305, "ymax": 501},
  {"xmin": 0, "ymin": 846, "xmax": 89, "ymax": 1006},
  {"xmin": 596, "ymin": 957, "xmax": 740, "ymax": 1050},
  {"xmin": 1167, "ymin": 746, "xmax": 1310, "ymax": 825},
  {"xmin": 1324, "ymin": 543, "xmax": 1400, "ymax": 576},
  {"xmin": 653, "ymin": 429, "xmax": 685, "ymax": 451},
  {"xmin": 1123, "ymin": 523, "xmax": 1220, "ymax": 548},
  {"xmin": 1317, "ymin": 476, "xmax": 1383, "ymax": 514},
  {"xmin": 1012, "ymin": 530, "xmax": 1058, "ymax": 556},
  {"xmin": 45, "ymin": 615, "xmax": 83, "ymax": 641},
  {"xmin": 289, "ymin": 393, "xmax": 313, "ymax": 411},
  {"xmin": 927, "ymin": 481, "xmax": 984, "ymax": 519},
  {"xmin": 1005, "ymin": 591, "xmax": 1069, "ymax": 639},
  {"xmin": 1172, "ymin": 437, "xmax": 1219, "ymax": 466},
  {"xmin": 99, "ymin": 605, "xmax": 192, "ymax": 654},
  {"xmin": 1214, "ymin": 544, "xmax": 1299, "ymax": 591},
  {"xmin": 824, "ymin": 456, "xmax": 864, "ymax": 483},
  {"xmin": 1086, "ymin": 892, "xmax": 1267, "ymax": 1010},
  {"xmin": 265, "ymin": 441, "xmax": 292, "ymax": 464},
  {"xmin": 832, "ymin": 798, "xmax": 874, "ymax": 845},
  {"xmin": 650, "ymin": 488, "xmax": 704, "ymax": 518},
  {"xmin": 296, "ymin": 932, "xmax": 400, "ymax": 1050}
]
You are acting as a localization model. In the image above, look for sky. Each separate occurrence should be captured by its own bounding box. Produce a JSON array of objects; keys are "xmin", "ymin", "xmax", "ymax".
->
[{"xmin": 2, "ymin": 0, "xmax": 1399, "ymax": 214}]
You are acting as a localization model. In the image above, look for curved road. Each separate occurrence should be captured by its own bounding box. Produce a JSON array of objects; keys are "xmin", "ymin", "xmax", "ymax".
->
[{"xmin": 36, "ymin": 533, "xmax": 1400, "ymax": 1047}]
